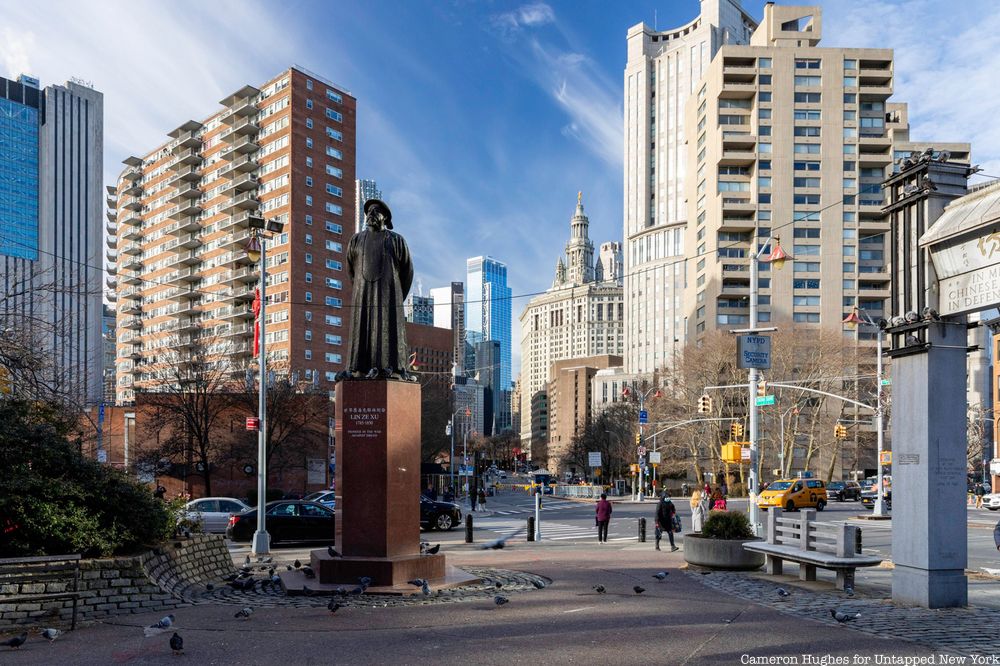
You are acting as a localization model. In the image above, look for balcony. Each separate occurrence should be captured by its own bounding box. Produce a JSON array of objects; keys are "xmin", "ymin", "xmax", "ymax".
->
[
  {"xmin": 169, "ymin": 165, "xmax": 201, "ymax": 185},
  {"xmin": 221, "ymin": 135, "xmax": 260, "ymax": 157},
  {"xmin": 161, "ymin": 286, "xmax": 201, "ymax": 302},
  {"xmin": 219, "ymin": 266, "xmax": 257, "ymax": 286},
  {"xmin": 174, "ymin": 334, "xmax": 200, "ymax": 350},
  {"xmin": 106, "ymin": 194, "xmax": 117, "ymax": 210},
  {"xmin": 220, "ymin": 191, "xmax": 260, "ymax": 215},
  {"xmin": 718, "ymin": 150, "xmax": 756, "ymax": 166},
  {"xmin": 220, "ymin": 85, "xmax": 260, "ymax": 116},
  {"xmin": 122, "ymin": 317, "xmax": 142, "ymax": 330},
  {"xmin": 166, "ymin": 215, "xmax": 201, "ymax": 234},
  {"xmin": 173, "ymin": 198, "xmax": 204, "ymax": 218},
  {"xmin": 106, "ymin": 220, "xmax": 118, "ymax": 237},
  {"xmin": 121, "ymin": 273, "xmax": 142, "ymax": 286},
  {"xmin": 173, "ymin": 301, "xmax": 202, "ymax": 318},
  {"xmin": 718, "ymin": 217, "xmax": 756, "ymax": 232},
  {"xmin": 164, "ymin": 249, "xmax": 200, "ymax": 267},
  {"xmin": 121, "ymin": 181, "xmax": 142, "ymax": 197},
  {"xmin": 121, "ymin": 196, "xmax": 142, "ymax": 212},
  {"xmin": 120, "ymin": 242, "xmax": 141, "ymax": 256},
  {"xmin": 220, "ymin": 210, "xmax": 256, "ymax": 232},
  {"xmin": 859, "ymin": 83, "xmax": 892, "ymax": 101},
  {"xmin": 168, "ymin": 184, "xmax": 201, "ymax": 205},
  {"xmin": 125, "ymin": 345, "xmax": 142, "ymax": 360},
  {"xmin": 106, "ymin": 209, "xmax": 117, "ymax": 223},
  {"xmin": 219, "ymin": 228, "xmax": 253, "ymax": 253},
  {"xmin": 721, "ymin": 132, "xmax": 756, "ymax": 151},
  {"xmin": 106, "ymin": 275, "xmax": 118, "ymax": 291},
  {"xmin": 231, "ymin": 284, "xmax": 256, "ymax": 302},
  {"xmin": 230, "ymin": 342, "xmax": 253, "ymax": 357},
  {"xmin": 222, "ymin": 323, "xmax": 254, "ymax": 337},
  {"xmin": 164, "ymin": 267, "xmax": 201, "ymax": 285},
  {"xmin": 122, "ymin": 256, "xmax": 143, "ymax": 272},
  {"xmin": 169, "ymin": 120, "xmax": 203, "ymax": 152},
  {"xmin": 174, "ymin": 233, "xmax": 202, "ymax": 250},
  {"xmin": 106, "ymin": 249, "xmax": 119, "ymax": 264},
  {"xmin": 120, "ymin": 211, "xmax": 142, "ymax": 227},
  {"xmin": 177, "ymin": 317, "xmax": 202, "ymax": 333},
  {"xmin": 220, "ymin": 174, "xmax": 259, "ymax": 200},
  {"xmin": 171, "ymin": 148, "xmax": 203, "ymax": 170},
  {"xmin": 219, "ymin": 154, "xmax": 259, "ymax": 179},
  {"xmin": 719, "ymin": 82, "xmax": 757, "ymax": 99},
  {"xmin": 105, "ymin": 235, "xmax": 117, "ymax": 250},
  {"xmin": 119, "ymin": 301, "xmax": 142, "ymax": 315},
  {"xmin": 230, "ymin": 116, "xmax": 260, "ymax": 137},
  {"xmin": 121, "ymin": 226, "xmax": 142, "ymax": 242},
  {"xmin": 120, "ymin": 286, "xmax": 142, "ymax": 300},
  {"xmin": 217, "ymin": 305, "xmax": 254, "ymax": 321},
  {"xmin": 859, "ymin": 134, "xmax": 891, "ymax": 153},
  {"xmin": 721, "ymin": 197, "xmax": 755, "ymax": 215}
]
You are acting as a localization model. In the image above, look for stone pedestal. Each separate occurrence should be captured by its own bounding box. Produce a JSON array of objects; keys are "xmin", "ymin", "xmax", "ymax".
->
[
  {"xmin": 890, "ymin": 320, "xmax": 968, "ymax": 608},
  {"xmin": 315, "ymin": 379, "xmax": 446, "ymax": 587}
]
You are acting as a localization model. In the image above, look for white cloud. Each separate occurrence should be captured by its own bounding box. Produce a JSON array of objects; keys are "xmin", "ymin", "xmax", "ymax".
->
[
  {"xmin": 0, "ymin": 27, "xmax": 34, "ymax": 76},
  {"xmin": 822, "ymin": 0, "xmax": 1000, "ymax": 177},
  {"xmin": 517, "ymin": 3, "xmax": 555, "ymax": 27}
]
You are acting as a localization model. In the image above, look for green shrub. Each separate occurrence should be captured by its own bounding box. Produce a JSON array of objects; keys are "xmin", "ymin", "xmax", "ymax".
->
[
  {"xmin": 701, "ymin": 510, "xmax": 754, "ymax": 540},
  {"xmin": 0, "ymin": 399, "xmax": 174, "ymax": 557}
]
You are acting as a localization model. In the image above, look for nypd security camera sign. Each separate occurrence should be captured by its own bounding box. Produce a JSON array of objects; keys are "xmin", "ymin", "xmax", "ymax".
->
[{"xmin": 737, "ymin": 334, "xmax": 771, "ymax": 369}]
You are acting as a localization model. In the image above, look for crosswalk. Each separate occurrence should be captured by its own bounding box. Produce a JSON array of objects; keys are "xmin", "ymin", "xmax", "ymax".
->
[
  {"xmin": 489, "ymin": 500, "xmax": 580, "ymax": 516},
  {"xmin": 478, "ymin": 518, "xmax": 636, "ymax": 543}
]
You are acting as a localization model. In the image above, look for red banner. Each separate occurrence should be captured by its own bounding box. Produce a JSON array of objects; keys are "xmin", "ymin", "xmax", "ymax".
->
[{"xmin": 252, "ymin": 288, "xmax": 261, "ymax": 356}]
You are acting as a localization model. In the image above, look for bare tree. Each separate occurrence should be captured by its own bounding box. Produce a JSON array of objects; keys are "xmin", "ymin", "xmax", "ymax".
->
[{"xmin": 967, "ymin": 404, "xmax": 991, "ymax": 480}]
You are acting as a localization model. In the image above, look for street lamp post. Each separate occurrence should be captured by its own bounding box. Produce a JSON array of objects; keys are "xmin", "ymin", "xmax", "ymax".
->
[
  {"xmin": 246, "ymin": 215, "xmax": 285, "ymax": 557},
  {"xmin": 842, "ymin": 307, "xmax": 888, "ymax": 516},
  {"xmin": 622, "ymin": 385, "xmax": 662, "ymax": 501}
]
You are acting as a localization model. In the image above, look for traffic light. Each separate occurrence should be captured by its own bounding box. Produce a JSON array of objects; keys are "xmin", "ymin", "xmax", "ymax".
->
[
  {"xmin": 757, "ymin": 380, "xmax": 767, "ymax": 398},
  {"xmin": 0, "ymin": 367, "xmax": 10, "ymax": 395},
  {"xmin": 730, "ymin": 422, "xmax": 744, "ymax": 440},
  {"xmin": 635, "ymin": 432, "xmax": 642, "ymax": 445},
  {"xmin": 834, "ymin": 423, "xmax": 848, "ymax": 439},
  {"xmin": 697, "ymin": 394, "xmax": 713, "ymax": 414}
]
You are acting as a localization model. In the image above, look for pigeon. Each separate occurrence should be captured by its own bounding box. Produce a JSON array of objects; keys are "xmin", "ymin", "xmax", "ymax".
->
[
  {"xmin": 633, "ymin": 586, "xmax": 645, "ymax": 594},
  {"xmin": 531, "ymin": 580, "xmax": 546, "ymax": 590},
  {"xmin": 358, "ymin": 576, "xmax": 372, "ymax": 587},
  {"xmin": 408, "ymin": 578, "xmax": 428, "ymax": 588},
  {"xmin": 169, "ymin": 632, "xmax": 184, "ymax": 655},
  {"xmin": 830, "ymin": 609, "xmax": 860, "ymax": 624},
  {"xmin": 593, "ymin": 585, "xmax": 606, "ymax": 594},
  {"xmin": 494, "ymin": 595, "xmax": 509, "ymax": 606},
  {"xmin": 652, "ymin": 572, "xmax": 668, "ymax": 581},
  {"xmin": 41, "ymin": 628, "xmax": 62, "ymax": 642},
  {"xmin": 286, "ymin": 564, "xmax": 294, "ymax": 572},
  {"xmin": 777, "ymin": 588, "xmax": 791, "ymax": 598},
  {"xmin": 267, "ymin": 567, "xmax": 275, "ymax": 577},
  {"xmin": 327, "ymin": 599, "xmax": 342, "ymax": 613},
  {"xmin": 327, "ymin": 546, "xmax": 341, "ymax": 558},
  {"xmin": 421, "ymin": 582, "xmax": 430, "ymax": 596},
  {"xmin": 424, "ymin": 544, "xmax": 440, "ymax": 555},
  {"xmin": 244, "ymin": 555, "xmax": 252, "ymax": 567},
  {"xmin": 303, "ymin": 585, "xmax": 315, "ymax": 597},
  {"xmin": 270, "ymin": 574, "xmax": 282, "ymax": 587},
  {"xmin": 294, "ymin": 559, "xmax": 302, "ymax": 569},
  {"xmin": 234, "ymin": 607, "xmax": 254, "ymax": 620},
  {"xmin": 334, "ymin": 587, "xmax": 347, "ymax": 596},
  {"xmin": 1, "ymin": 632, "xmax": 27, "ymax": 649},
  {"xmin": 494, "ymin": 581, "xmax": 503, "ymax": 590},
  {"xmin": 261, "ymin": 557, "xmax": 273, "ymax": 564},
  {"xmin": 350, "ymin": 586, "xmax": 365, "ymax": 595},
  {"xmin": 144, "ymin": 614, "xmax": 175, "ymax": 637},
  {"xmin": 302, "ymin": 566, "xmax": 316, "ymax": 579},
  {"xmin": 223, "ymin": 573, "xmax": 239, "ymax": 582},
  {"xmin": 205, "ymin": 583, "xmax": 215, "ymax": 592}
]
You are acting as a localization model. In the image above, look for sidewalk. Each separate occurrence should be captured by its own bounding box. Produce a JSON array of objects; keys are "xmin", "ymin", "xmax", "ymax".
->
[{"xmin": 0, "ymin": 541, "xmax": 975, "ymax": 664}]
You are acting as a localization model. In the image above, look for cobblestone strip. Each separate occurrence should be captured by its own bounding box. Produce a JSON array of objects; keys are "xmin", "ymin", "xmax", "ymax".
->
[
  {"xmin": 188, "ymin": 567, "xmax": 549, "ymax": 609},
  {"xmin": 686, "ymin": 570, "xmax": 1000, "ymax": 657}
]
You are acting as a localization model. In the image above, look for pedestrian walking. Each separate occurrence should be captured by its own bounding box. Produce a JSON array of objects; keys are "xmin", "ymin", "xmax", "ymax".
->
[
  {"xmin": 682, "ymin": 482, "xmax": 690, "ymax": 497},
  {"xmin": 721, "ymin": 480, "xmax": 729, "ymax": 498},
  {"xmin": 994, "ymin": 518, "xmax": 999, "ymax": 551},
  {"xmin": 975, "ymin": 483, "xmax": 986, "ymax": 509},
  {"xmin": 595, "ymin": 493, "xmax": 612, "ymax": 543},
  {"xmin": 477, "ymin": 488, "xmax": 486, "ymax": 510},
  {"xmin": 711, "ymin": 489, "xmax": 727, "ymax": 511},
  {"xmin": 703, "ymin": 481, "xmax": 711, "ymax": 497},
  {"xmin": 424, "ymin": 483, "xmax": 437, "ymax": 501},
  {"xmin": 690, "ymin": 489, "xmax": 707, "ymax": 533},
  {"xmin": 654, "ymin": 492, "xmax": 678, "ymax": 552}
]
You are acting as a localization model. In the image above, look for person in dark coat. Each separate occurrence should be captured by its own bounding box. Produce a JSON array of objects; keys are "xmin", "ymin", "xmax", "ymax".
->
[
  {"xmin": 423, "ymin": 483, "xmax": 437, "ymax": 501},
  {"xmin": 994, "ymin": 519, "xmax": 1000, "ymax": 551},
  {"xmin": 345, "ymin": 199, "xmax": 414, "ymax": 379},
  {"xmin": 595, "ymin": 493, "xmax": 613, "ymax": 543},
  {"xmin": 655, "ymin": 492, "xmax": 678, "ymax": 552}
]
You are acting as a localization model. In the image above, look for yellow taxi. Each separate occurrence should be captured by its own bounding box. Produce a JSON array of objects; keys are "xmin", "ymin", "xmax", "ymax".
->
[{"xmin": 757, "ymin": 478, "xmax": 827, "ymax": 511}]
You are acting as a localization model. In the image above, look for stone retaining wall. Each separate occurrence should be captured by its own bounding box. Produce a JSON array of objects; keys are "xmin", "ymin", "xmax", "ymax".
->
[{"xmin": 0, "ymin": 535, "xmax": 236, "ymax": 629}]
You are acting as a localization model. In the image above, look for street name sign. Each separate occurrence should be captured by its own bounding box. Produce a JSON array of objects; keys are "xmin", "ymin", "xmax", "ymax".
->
[
  {"xmin": 737, "ymin": 335, "xmax": 772, "ymax": 369},
  {"xmin": 755, "ymin": 395, "xmax": 776, "ymax": 406}
]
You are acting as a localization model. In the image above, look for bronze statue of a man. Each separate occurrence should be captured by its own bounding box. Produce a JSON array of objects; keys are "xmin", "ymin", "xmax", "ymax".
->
[{"xmin": 345, "ymin": 199, "xmax": 414, "ymax": 380}]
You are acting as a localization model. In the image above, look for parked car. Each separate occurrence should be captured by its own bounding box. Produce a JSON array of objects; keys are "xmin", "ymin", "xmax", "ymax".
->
[
  {"xmin": 420, "ymin": 497, "xmax": 462, "ymax": 531},
  {"xmin": 303, "ymin": 490, "xmax": 337, "ymax": 509},
  {"xmin": 981, "ymin": 493, "xmax": 1000, "ymax": 511},
  {"xmin": 183, "ymin": 497, "xmax": 251, "ymax": 534},
  {"xmin": 861, "ymin": 488, "xmax": 891, "ymax": 510},
  {"xmin": 826, "ymin": 481, "xmax": 862, "ymax": 502},
  {"xmin": 757, "ymin": 478, "xmax": 827, "ymax": 511},
  {"xmin": 226, "ymin": 500, "xmax": 334, "ymax": 544}
]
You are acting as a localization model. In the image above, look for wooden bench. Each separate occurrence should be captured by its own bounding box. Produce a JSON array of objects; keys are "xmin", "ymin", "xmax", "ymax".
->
[
  {"xmin": 0, "ymin": 554, "xmax": 82, "ymax": 630},
  {"xmin": 743, "ymin": 508, "xmax": 881, "ymax": 590}
]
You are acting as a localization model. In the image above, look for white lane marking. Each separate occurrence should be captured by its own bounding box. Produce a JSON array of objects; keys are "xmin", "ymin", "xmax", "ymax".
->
[{"xmin": 563, "ymin": 607, "xmax": 595, "ymax": 614}]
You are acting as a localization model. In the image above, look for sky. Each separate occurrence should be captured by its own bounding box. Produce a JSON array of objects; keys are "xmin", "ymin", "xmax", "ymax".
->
[{"xmin": 3, "ymin": 0, "xmax": 999, "ymax": 376}]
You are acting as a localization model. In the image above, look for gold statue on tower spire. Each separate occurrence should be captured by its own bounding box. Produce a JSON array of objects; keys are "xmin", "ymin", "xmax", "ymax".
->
[{"xmin": 577, "ymin": 191, "xmax": 582, "ymax": 205}]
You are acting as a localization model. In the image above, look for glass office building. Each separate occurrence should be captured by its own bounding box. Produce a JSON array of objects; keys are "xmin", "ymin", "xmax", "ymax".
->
[
  {"xmin": 467, "ymin": 255, "xmax": 512, "ymax": 430},
  {"xmin": 0, "ymin": 76, "xmax": 40, "ymax": 260}
]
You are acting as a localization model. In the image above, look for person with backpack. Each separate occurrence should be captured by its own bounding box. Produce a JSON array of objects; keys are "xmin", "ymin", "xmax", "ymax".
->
[
  {"xmin": 595, "ymin": 493, "xmax": 613, "ymax": 544},
  {"xmin": 655, "ymin": 492, "xmax": 678, "ymax": 552}
]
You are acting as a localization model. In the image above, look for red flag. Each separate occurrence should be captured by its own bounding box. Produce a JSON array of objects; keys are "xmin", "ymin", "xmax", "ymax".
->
[{"xmin": 252, "ymin": 288, "xmax": 261, "ymax": 356}]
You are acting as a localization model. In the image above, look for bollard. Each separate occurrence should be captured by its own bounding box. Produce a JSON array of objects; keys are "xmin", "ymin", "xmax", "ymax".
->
[
  {"xmin": 527, "ymin": 516, "xmax": 536, "ymax": 541},
  {"xmin": 855, "ymin": 527, "xmax": 862, "ymax": 554},
  {"xmin": 465, "ymin": 514, "xmax": 474, "ymax": 544},
  {"xmin": 638, "ymin": 517, "xmax": 647, "ymax": 543}
]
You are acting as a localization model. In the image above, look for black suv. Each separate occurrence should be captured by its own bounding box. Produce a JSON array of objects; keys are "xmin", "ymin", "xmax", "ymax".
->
[
  {"xmin": 826, "ymin": 480, "xmax": 862, "ymax": 502},
  {"xmin": 420, "ymin": 497, "xmax": 462, "ymax": 531}
]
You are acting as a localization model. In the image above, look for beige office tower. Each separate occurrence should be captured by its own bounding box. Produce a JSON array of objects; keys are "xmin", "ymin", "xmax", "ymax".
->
[
  {"xmin": 623, "ymin": 0, "xmax": 758, "ymax": 376},
  {"xmin": 108, "ymin": 67, "xmax": 355, "ymax": 404},
  {"xmin": 683, "ymin": 4, "xmax": 900, "ymax": 340}
]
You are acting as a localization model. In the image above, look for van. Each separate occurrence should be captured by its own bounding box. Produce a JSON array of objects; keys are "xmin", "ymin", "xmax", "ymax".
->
[{"xmin": 757, "ymin": 478, "xmax": 827, "ymax": 511}]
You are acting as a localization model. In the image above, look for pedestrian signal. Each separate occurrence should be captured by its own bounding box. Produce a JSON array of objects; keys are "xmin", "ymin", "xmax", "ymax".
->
[{"xmin": 757, "ymin": 380, "xmax": 767, "ymax": 397}]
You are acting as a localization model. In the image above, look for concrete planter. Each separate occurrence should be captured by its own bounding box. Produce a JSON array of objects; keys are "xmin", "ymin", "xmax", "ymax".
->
[{"xmin": 683, "ymin": 534, "xmax": 765, "ymax": 570}]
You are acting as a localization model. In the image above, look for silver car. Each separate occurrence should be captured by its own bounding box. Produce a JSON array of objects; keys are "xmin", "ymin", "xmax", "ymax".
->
[
  {"xmin": 983, "ymin": 493, "xmax": 1000, "ymax": 511},
  {"xmin": 183, "ymin": 497, "xmax": 251, "ymax": 533}
]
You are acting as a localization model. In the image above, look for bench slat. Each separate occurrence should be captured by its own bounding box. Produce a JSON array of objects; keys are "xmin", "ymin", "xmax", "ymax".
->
[
  {"xmin": 3, "ymin": 592, "xmax": 82, "ymax": 603},
  {"xmin": 0, "ymin": 555, "xmax": 81, "ymax": 565}
]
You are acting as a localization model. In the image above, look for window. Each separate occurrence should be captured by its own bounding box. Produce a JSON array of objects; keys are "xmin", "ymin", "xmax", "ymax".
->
[
  {"xmin": 325, "ymin": 221, "xmax": 343, "ymax": 234},
  {"xmin": 844, "ymin": 77, "xmax": 857, "ymax": 87},
  {"xmin": 305, "ymin": 214, "xmax": 313, "ymax": 226},
  {"xmin": 794, "ymin": 244, "xmax": 820, "ymax": 255},
  {"xmin": 305, "ymin": 176, "xmax": 313, "ymax": 187},
  {"xmin": 305, "ymin": 349, "xmax": 313, "ymax": 359},
  {"xmin": 325, "ymin": 296, "xmax": 342, "ymax": 307},
  {"xmin": 758, "ymin": 125, "xmax": 771, "ymax": 136},
  {"xmin": 326, "ymin": 89, "xmax": 342, "ymax": 103},
  {"xmin": 326, "ymin": 127, "xmax": 343, "ymax": 141},
  {"xmin": 719, "ymin": 114, "xmax": 748, "ymax": 125},
  {"xmin": 860, "ymin": 116, "xmax": 884, "ymax": 129},
  {"xmin": 844, "ymin": 93, "xmax": 856, "ymax": 104},
  {"xmin": 325, "ymin": 203, "xmax": 343, "ymax": 215},
  {"xmin": 306, "ymin": 98, "xmax": 313, "ymax": 109},
  {"xmin": 758, "ymin": 193, "xmax": 771, "ymax": 204},
  {"xmin": 795, "ymin": 75, "xmax": 821, "ymax": 86},
  {"xmin": 843, "ymin": 262, "xmax": 856, "ymax": 273},
  {"xmin": 326, "ymin": 165, "xmax": 342, "ymax": 178},
  {"xmin": 793, "ymin": 296, "xmax": 821, "ymax": 306},
  {"xmin": 759, "ymin": 160, "xmax": 771, "ymax": 171},
  {"xmin": 305, "ymin": 310, "xmax": 313, "ymax": 321},
  {"xmin": 306, "ymin": 79, "xmax": 313, "ymax": 90},
  {"xmin": 719, "ymin": 98, "xmax": 752, "ymax": 109},
  {"xmin": 325, "ymin": 108, "xmax": 343, "ymax": 122},
  {"xmin": 860, "ymin": 101, "xmax": 884, "ymax": 112},
  {"xmin": 794, "ymin": 177, "xmax": 821, "ymax": 188},
  {"xmin": 794, "ymin": 228, "xmax": 821, "ymax": 239},
  {"xmin": 758, "ymin": 57, "xmax": 772, "ymax": 68},
  {"xmin": 844, "ymin": 59, "xmax": 857, "ymax": 70},
  {"xmin": 794, "ymin": 92, "xmax": 821, "ymax": 103},
  {"xmin": 758, "ymin": 143, "xmax": 772, "ymax": 154},
  {"xmin": 794, "ymin": 110, "xmax": 821, "ymax": 120},
  {"xmin": 793, "ymin": 211, "xmax": 821, "ymax": 221},
  {"xmin": 759, "ymin": 74, "xmax": 771, "ymax": 85},
  {"xmin": 794, "ymin": 126, "xmax": 821, "ymax": 137},
  {"xmin": 795, "ymin": 58, "xmax": 821, "ymax": 69},
  {"xmin": 860, "ymin": 249, "xmax": 884, "ymax": 260},
  {"xmin": 759, "ymin": 177, "xmax": 772, "ymax": 188},
  {"xmin": 843, "ymin": 246, "xmax": 856, "ymax": 256},
  {"xmin": 794, "ymin": 161, "xmax": 820, "ymax": 171},
  {"xmin": 305, "ymin": 272, "xmax": 312, "ymax": 283},
  {"xmin": 305, "ymin": 137, "xmax": 313, "ymax": 148},
  {"xmin": 793, "ymin": 279, "xmax": 820, "ymax": 289},
  {"xmin": 844, "ymin": 110, "xmax": 857, "ymax": 121},
  {"xmin": 794, "ymin": 143, "xmax": 820, "ymax": 154},
  {"xmin": 325, "ymin": 278, "xmax": 342, "ymax": 289},
  {"xmin": 305, "ymin": 234, "xmax": 313, "ymax": 245},
  {"xmin": 325, "ymin": 352, "xmax": 338, "ymax": 363},
  {"xmin": 794, "ymin": 194, "xmax": 820, "ymax": 205},
  {"xmin": 758, "ymin": 108, "xmax": 772, "ymax": 119},
  {"xmin": 326, "ymin": 147, "xmax": 342, "ymax": 159},
  {"xmin": 325, "ymin": 240, "xmax": 343, "ymax": 252},
  {"xmin": 718, "ymin": 181, "xmax": 750, "ymax": 192},
  {"xmin": 843, "ymin": 127, "xmax": 858, "ymax": 138},
  {"xmin": 305, "ymin": 156, "xmax": 313, "ymax": 168},
  {"xmin": 793, "ymin": 313, "xmax": 821, "ymax": 323},
  {"xmin": 843, "ymin": 178, "xmax": 857, "ymax": 189},
  {"xmin": 326, "ymin": 259, "xmax": 343, "ymax": 271},
  {"xmin": 843, "ymin": 144, "xmax": 857, "ymax": 154},
  {"xmin": 305, "ymin": 195, "xmax": 313, "ymax": 206},
  {"xmin": 326, "ymin": 184, "xmax": 343, "ymax": 197},
  {"xmin": 844, "ymin": 161, "xmax": 856, "ymax": 171},
  {"xmin": 325, "ymin": 334, "xmax": 342, "ymax": 345},
  {"xmin": 325, "ymin": 314, "xmax": 342, "ymax": 326},
  {"xmin": 794, "ymin": 261, "xmax": 820, "ymax": 272},
  {"xmin": 305, "ymin": 118, "xmax": 313, "ymax": 129},
  {"xmin": 305, "ymin": 291, "xmax": 313, "ymax": 302},
  {"xmin": 759, "ymin": 91, "xmax": 772, "ymax": 102}
]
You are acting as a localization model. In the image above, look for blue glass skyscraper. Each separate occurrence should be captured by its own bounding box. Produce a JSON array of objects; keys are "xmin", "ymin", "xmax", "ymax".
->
[
  {"xmin": 467, "ymin": 256, "xmax": 511, "ymax": 430},
  {"xmin": 0, "ymin": 75, "xmax": 40, "ymax": 260}
]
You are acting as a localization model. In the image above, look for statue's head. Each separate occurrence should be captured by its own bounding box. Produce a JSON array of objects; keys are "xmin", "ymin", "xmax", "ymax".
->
[{"xmin": 363, "ymin": 198, "xmax": 393, "ymax": 230}]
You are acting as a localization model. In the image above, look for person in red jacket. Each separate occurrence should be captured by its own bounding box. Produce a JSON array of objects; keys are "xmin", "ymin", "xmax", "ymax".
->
[{"xmin": 595, "ymin": 493, "xmax": 613, "ymax": 544}]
